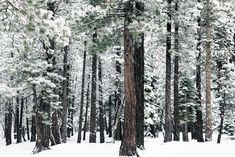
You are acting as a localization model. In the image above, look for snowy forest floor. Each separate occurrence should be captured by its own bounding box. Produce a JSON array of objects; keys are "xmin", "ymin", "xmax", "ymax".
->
[{"xmin": 0, "ymin": 133, "xmax": 234, "ymax": 157}]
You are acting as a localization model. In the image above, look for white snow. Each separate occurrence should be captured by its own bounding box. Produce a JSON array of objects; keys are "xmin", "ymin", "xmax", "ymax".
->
[{"xmin": 0, "ymin": 133, "xmax": 234, "ymax": 157}]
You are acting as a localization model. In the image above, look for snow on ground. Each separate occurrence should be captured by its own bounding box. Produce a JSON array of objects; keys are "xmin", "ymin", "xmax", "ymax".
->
[{"xmin": 0, "ymin": 133, "xmax": 234, "ymax": 157}]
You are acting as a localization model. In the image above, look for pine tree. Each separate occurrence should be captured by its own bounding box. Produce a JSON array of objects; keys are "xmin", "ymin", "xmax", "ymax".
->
[
  {"xmin": 164, "ymin": 0, "xmax": 173, "ymax": 143},
  {"xmin": 78, "ymin": 41, "xmax": 87, "ymax": 143},
  {"xmin": 205, "ymin": 0, "xmax": 213, "ymax": 142},
  {"xmin": 119, "ymin": 1, "xmax": 137, "ymax": 156}
]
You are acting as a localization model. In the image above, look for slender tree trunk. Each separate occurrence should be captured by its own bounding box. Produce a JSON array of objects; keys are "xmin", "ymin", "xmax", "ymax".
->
[
  {"xmin": 89, "ymin": 30, "xmax": 98, "ymax": 143},
  {"xmin": 182, "ymin": 122, "xmax": 189, "ymax": 142},
  {"xmin": 119, "ymin": 1, "xmax": 137, "ymax": 156},
  {"xmin": 25, "ymin": 98, "xmax": 30, "ymax": 141},
  {"xmin": 98, "ymin": 57, "xmax": 105, "ymax": 143},
  {"xmin": 195, "ymin": 0, "xmax": 204, "ymax": 143},
  {"xmin": 113, "ymin": 46, "xmax": 122, "ymax": 141},
  {"xmin": 31, "ymin": 104, "xmax": 36, "ymax": 142},
  {"xmin": 135, "ymin": 1, "xmax": 145, "ymax": 149},
  {"xmin": 70, "ymin": 95, "xmax": 75, "ymax": 136},
  {"xmin": 216, "ymin": 61, "xmax": 225, "ymax": 144},
  {"xmin": 217, "ymin": 92, "xmax": 225, "ymax": 144},
  {"xmin": 164, "ymin": 0, "xmax": 173, "ymax": 143},
  {"xmin": 16, "ymin": 96, "xmax": 21, "ymax": 143},
  {"xmin": 108, "ymin": 95, "xmax": 113, "ymax": 138},
  {"xmin": 83, "ymin": 79, "xmax": 90, "ymax": 141},
  {"xmin": 173, "ymin": 0, "xmax": 180, "ymax": 142},
  {"xmin": 5, "ymin": 101, "xmax": 12, "ymax": 146},
  {"xmin": 61, "ymin": 46, "xmax": 69, "ymax": 143},
  {"xmin": 78, "ymin": 41, "xmax": 87, "ymax": 143},
  {"xmin": 19, "ymin": 97, "xmax": 24, "ymax": 142},
  {"xmin": 20, "ymin": 98, "xmax": 24, "ymax": 140},
  {"xmin": 105, "ymin": 117, "xmax": 108, "ymax": 135},
  {"xmin": 205, "ymin": 0, "xmax": 213, "ymax": 142}
]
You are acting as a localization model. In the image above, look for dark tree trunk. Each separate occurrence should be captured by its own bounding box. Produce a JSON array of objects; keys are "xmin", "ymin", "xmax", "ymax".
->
[
  {"xmin": 33, "ymin": 82, "xmax": 50, "ymax": 153},
  {"xmin": 164, "ymin": 0, "xmax": 173, "ymax": 143},
  {"xmin": 69, "ymin": 95, "xmax": 75, "ymax": 136},
  {"xmin": 16, "ymin": 96, "xmax": 21, "ymax": 143},
  {"xmin": 78, "ymin": 41, "xmax": 87, "ymax": 143},
  {"xmin": 105, "ymin": 117, "xmax": 108, "ymax": 135},
  {"xmin": 216, "ymin": 61, "xmax": 225, "ymax": 144},
  {"xmin": 113, "ymin": 46, "xmax": 122, "ymax": 141},
  {"xmin": 51, "ymin": 110, "xmax": 61, "ymax": 146},
  {"xmin": 61, "ymin": 46, "xmax": 69, "ymax": 143},
  {"xmin": 89, "ymin": 31, "xmax": 98, "ymax": 143},
  {"xmin": 182, "ymin": 123, "xmax": 189, "ymax": 142},
  {"xmin": 67, "ymin": 64, "xmax": 72, "ymax": 138},
  {"xmin": 108, "ymin": 95, "xmax": 113, "ymax": 138},
  {"xmin": 135, "ymin": 2, "xmax": 145, "ymax": 149},
  {"xmin": 205, "ymin": 0, "xmax": 213, "ymax": 142},
  {"xmin": 217, "ymin": 93, "xmax": 225, "ymax": 144},
  {"xmin": 190, "ymin": 122, "xmax": 197, "ymax": 140},
  {"xmin": 173, "ymin": 0, "xmax": 180, "ymax": 142},
  {"xmin": 19, "ymin": 97, "xmax": 24, "ymax": 142},
  {"xmin": 83, "ymin": 79, "xmax": 90, "ymax": 141},
  {"xmin": 25, "ymin": 98, "xmax": 30, "ymax": 141},
  {"xmin": 119, "ymin": 1, "xmax": 137, "ymax": 156},
  {"xmin": 5, "ymin": 101, "xmax": 12, "ymax": 146},
  {"xmin": 98, "ymin": 57, "xmax": 105, "ymax": 143},
  {"xmin": 31, "ymin": 104, "xmax": 36, "ymax": 142},
  {"xmin": 195, "ymin": 0, "xmax": 204, "ymax": 143}
]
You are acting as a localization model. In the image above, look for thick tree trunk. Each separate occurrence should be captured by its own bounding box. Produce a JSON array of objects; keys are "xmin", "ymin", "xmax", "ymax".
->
[
  {"xmin": 61, "ymin": 46, "xmax": 69, "ymax": 143},
  {"xmin": 78, "ymin": 41, "xmax": 87, "ymax": 143},
  {"xmin": 51, "ymin": 110, "xmax": 61, "ymax": 145},
  {"xmin": 164, "ymin": 0, "xmax": 173, "ymax": 143},
  {"xmin": 5, "ymin": 101, "xmax": 12, "ymax": 146},
  {"xmin": 195, "ymin": 0, "xmax": 204, "ymax": 143},
  {"xmin": 83, "ymin": 80, "xmax": 90, "ymax": 141},
  {"xmin": 173, "ymin": 0, "xmax": 180, "ymax": 142},
  {"xmin": 98, "ymin": 57, "xmax": 105, "ymax": 143},
  {"xmin": 34, "ymin": 86, "xmax": 50, "ymax": 153},
  {"xmin": 89, "ymin": 31, "xmax": 98, "ymax": 143},
  {"xmin": 205, "ymin": 0, "xmax": 213, "ymax": 142},
  {"xmin": 182, "ymin": 123, "xmax": 189, "ymax": 142},
  {"xmin": 135, "ymin": 2, "xmax": 145, "ymax": 149},
  {"xmin": 119, "ymin": 1, "xmax": 137, "ymax": 156}
]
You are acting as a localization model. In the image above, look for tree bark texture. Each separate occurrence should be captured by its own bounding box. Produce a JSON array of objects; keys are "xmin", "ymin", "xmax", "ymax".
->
[
  {"xmin": 113, "ymin": 46, "xmax": 122, "ymax": 141},
  {"xmin": 83, "ymin": 79, "xmax": 90, "ymax": 141},
  {"xmin": 164, "ymin": 0, "xmax": 173, "ymax": 143},
  {"xmin": 195, "ymin": 0, "xmax": 204, "ymax": 143},
  {"xmin": 173, "ymin": 0, "xmax": 180, "ymax": 142},
  {"xmin": 16, "ymin": 96, "xmax": 21, "ymax": 143},
  {"xmin": 135, "ymin": 1, "xmax": 145, "ymax": 149},
  {"xmin": 78, "ymin": 41, "xmax": 87, "ymax": 143},
  {"xmin": 98, "ymin": 57, "xmax": 105, "ymax": 143},
  {"xmin": 205, "ymin": 0, "xmax": 213, "ymax": 142},
  {"xmin": 5, "ymin": 101, "xmax": 12, "ymax": 146},
  {"xmin": 89, "ymin": 48, "xmax": 97, "ymax": 143},
  {"xmin": 119, "ymin": 1, "xmax": 137, "ymax": 156},
  {"xmin": 61, "ymin": 46, "xmax": 69, "ymax": 143}
]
